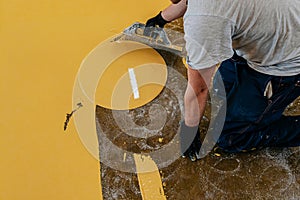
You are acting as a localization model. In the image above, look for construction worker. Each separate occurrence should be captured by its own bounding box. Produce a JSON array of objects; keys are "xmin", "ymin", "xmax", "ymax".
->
[{"xmin": 145, "ymin": 0, "xmax": 300, "ymax": 161}]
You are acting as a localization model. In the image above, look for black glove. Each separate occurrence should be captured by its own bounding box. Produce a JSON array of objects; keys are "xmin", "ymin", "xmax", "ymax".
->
[
  {"xmin": 179, "ymin": 121, "xmax": 202, "ymax": 162},
  {"xmin": 145, "ymin": 11, "xmax": 170, "ymax": 28}
]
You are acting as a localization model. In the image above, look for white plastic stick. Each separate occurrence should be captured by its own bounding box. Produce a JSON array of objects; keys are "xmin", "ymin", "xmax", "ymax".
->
[{"xmin": 128, "ymin": 68, "xmax": 140, "ymax": 99}]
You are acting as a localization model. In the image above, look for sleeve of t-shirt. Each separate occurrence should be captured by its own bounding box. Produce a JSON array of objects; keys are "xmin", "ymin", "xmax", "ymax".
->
[{"xmin": 183, "ymin": 15, "xmax": 235, "ymax": 70}]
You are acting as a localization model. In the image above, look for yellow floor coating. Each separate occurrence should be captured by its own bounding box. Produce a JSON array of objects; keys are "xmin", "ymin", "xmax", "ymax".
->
[
  {"xmin": 73, "ymin": 36, "xmax": 168, "ymax": 163},
  {"xmin": 1, "ymin": 0, "xmax": 169, "ymax": 199},
  {"xmin": 96, "ymin": 48, "xmax": 167, "ymax": 110},
  {"xmin": 79, "ymin": 36, "xmax": 167, "ymax": 110},
  {"xmin": 134, "ymin": 154, "xmax": 167, "ymax": 200}
]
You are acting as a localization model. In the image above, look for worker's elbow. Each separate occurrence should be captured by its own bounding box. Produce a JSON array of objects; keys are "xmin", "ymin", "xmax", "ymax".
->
[
  {"xmin": 195, "ymin": 86, "xmax": 208, "ymax": 97},
  {"xmin": 185, "ymin": 85, "xmax": 208, "ymax": 102}
]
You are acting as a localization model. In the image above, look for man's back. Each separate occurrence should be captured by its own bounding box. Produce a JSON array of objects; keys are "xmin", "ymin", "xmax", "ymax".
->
[{"xmin": 184, "ymin": 0, "xmax": 300, "ymax": 75}]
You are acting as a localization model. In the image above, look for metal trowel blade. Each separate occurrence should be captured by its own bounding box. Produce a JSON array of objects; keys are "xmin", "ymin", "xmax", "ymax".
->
[{"xmin": 114, "ymin": 22, "xmax": 185, "ymax": 57}]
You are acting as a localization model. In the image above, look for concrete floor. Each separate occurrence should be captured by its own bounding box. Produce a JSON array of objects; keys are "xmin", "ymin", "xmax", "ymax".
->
[
  {"xmin": 96, "ymin": 89, "xmax": 300, "ymax": 200},
  {"xmin": 95, "ymin": 20, "xmax": 300, "ymax": 200}
]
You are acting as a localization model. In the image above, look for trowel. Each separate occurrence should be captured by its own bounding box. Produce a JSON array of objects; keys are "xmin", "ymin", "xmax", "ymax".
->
[{"xmin": 113, "ymin": 22, "xmax": 186, "ymax": 57}]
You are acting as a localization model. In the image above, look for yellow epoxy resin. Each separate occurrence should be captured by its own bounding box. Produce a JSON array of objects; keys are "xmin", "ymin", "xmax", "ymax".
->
[
  {"xmin": 78, "ymin": 37, "xmax": 167, "ymax": 110},
  {"xmin": 97, "ymin": 48, "xmax": 167, "ymax": 110},
  {"xmin": 134, "ymin": 154, "xmax": 167, "ymax": 200},
  {"xmin": 1, "ymin": 0, "xmax": 170, "ymax": 199}
]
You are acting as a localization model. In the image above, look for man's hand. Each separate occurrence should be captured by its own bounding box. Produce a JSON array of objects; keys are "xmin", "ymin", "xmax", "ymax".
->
[
  {"xmin": 145, "ymin": 11, "xmax": 170, "ymax": 28},
  {"xmin": 179, "ymin": 121, "xmax": 202, "ymax": 161},
  {"xmin": 144, "ymin": 0, "xmax": 187, "ymax": 36},
  {"xmin": 170, "ymin": 0, "xmax": 182, "ymax": 4}
]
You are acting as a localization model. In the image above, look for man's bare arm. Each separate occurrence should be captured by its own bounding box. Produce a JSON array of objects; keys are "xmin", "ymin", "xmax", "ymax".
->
[
  {"xmin": 184, "ymin": 65, "xmax": 217, "ymax": 127},
  {"xmin": 162, "ymin": 0, "xmax": 187, "ymax": 22}
]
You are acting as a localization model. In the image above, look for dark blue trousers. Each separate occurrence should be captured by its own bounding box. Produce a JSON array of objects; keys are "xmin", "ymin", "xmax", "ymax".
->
[{"xmin": 216, "ymin": 57, "xmax": 300, "ymax": 153}]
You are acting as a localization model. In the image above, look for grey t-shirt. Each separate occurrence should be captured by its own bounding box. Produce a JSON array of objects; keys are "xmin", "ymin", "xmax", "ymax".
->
[{"xmin": 183, "ymin": 0, "xmax": 300, "ymax": 76}]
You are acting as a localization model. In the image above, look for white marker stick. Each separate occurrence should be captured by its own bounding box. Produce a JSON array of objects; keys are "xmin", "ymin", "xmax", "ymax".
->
[{"xmin": 128, "ymin": 68, "xmax": 140, "ymax": 99}]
